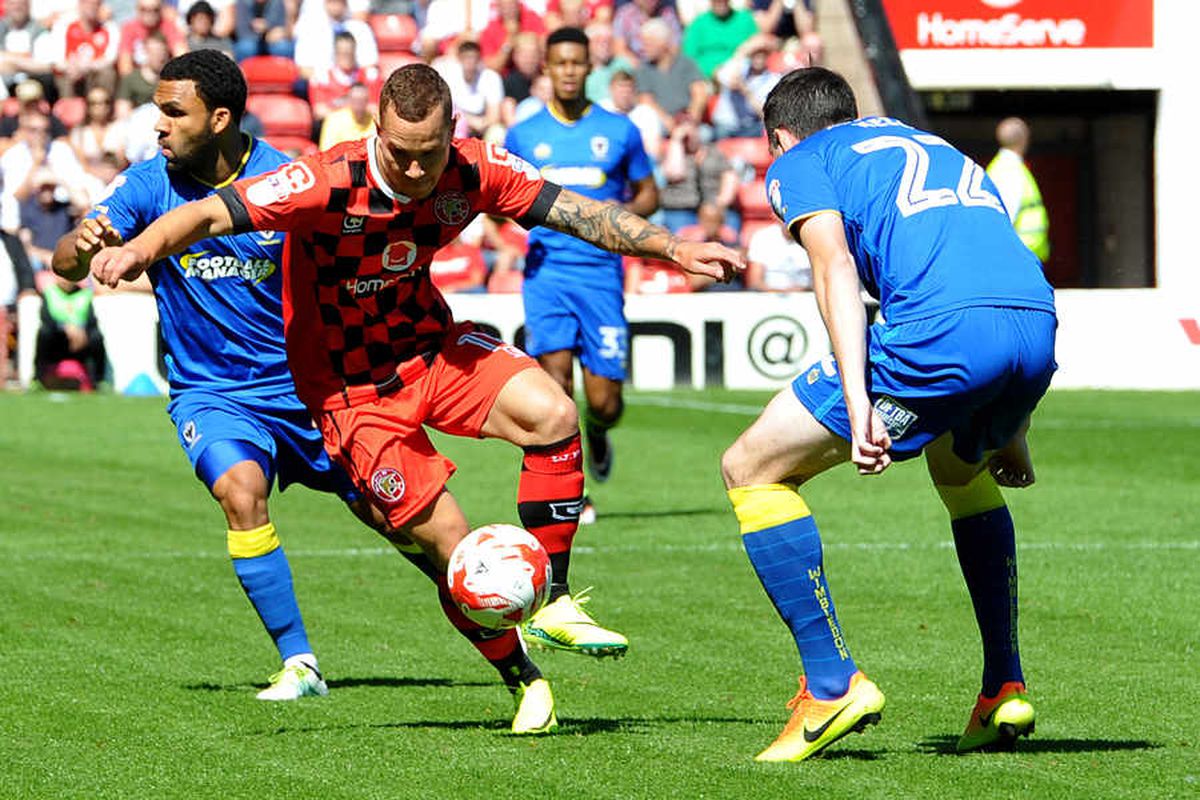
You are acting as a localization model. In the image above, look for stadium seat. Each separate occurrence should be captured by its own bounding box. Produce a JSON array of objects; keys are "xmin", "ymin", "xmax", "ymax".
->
[
  {"xmin": 264, "ymin": 135, "xmax": 320, "ymax": 157},
  {"xmin": 52, "ymin": 96, "xmax": 86, "ymax": 128},
  {"xmin": 717, "ymin": 136, "xmax": 772, "ymax": 178},
  {"xmin": 369, "ymin": 13, "xmax": 419, "ymax": 53},
  {"xmin": 377, "ymin": 51, "xmax": 423, "ymax": 78},
  {"xmin": 246, "ymin": 94, "xmax": 313, "ymax": 139},
  {"xmin": 241, "ymin": 55, "xmax": 300, "ymax": 95},
  {"xmin": 737, "ymin": 179, "xmax": 772, "ymax": 221}
]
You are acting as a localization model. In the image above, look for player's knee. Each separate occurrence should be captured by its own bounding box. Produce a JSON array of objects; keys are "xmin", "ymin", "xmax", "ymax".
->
[
  {"xmin": 720, "ymin": 440, "xmax": 752, "ymax": 489},
  {"xmin": 588, "ymin": 392, "xmax": 623, "ymax": 426},
  {"xmin": 531, "ymin": 389, "xmax": 579, "ymax": 442},
  {"xmin": 213, "ymin": 478, "xmax": 268, "ymax": 527}
]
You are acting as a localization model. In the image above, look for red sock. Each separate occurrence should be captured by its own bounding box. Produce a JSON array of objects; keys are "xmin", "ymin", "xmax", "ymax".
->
[
  {"xmin": 518, "ymin": 433, "xmax": 584, "ymax": 572},
  {"xmin": 435, "ymin": 576, "xmax": 522, "ymax": 662}
]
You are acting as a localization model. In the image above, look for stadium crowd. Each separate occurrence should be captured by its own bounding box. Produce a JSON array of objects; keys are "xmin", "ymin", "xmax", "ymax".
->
[{"xmin": 0, "ymin": 0, "xmax": 822, "ymax": 386}]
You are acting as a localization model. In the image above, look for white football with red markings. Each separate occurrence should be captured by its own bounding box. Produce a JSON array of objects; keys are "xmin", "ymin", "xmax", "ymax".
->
[{"xmin": 446, "ymin": 524, "xmax": 552, "ymax": 630}]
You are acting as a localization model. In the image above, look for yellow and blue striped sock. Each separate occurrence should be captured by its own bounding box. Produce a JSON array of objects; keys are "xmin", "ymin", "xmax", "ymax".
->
[
  {"xmin": 729, "ymin": 484, "xmax": 857, "ymax": 699},
  {"xmin": 228, "ymin": 523, "xmax": 312, "ymax": 663},
  {"xmin": 938, "ymin": 472, "xmax": 1024, "ymax": 696}
]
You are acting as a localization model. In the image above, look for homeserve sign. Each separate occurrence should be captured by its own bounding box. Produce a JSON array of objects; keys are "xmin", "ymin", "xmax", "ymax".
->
[{"xmin": 917, "ymin": 0, "xmax": 1086, "ymax": 48}]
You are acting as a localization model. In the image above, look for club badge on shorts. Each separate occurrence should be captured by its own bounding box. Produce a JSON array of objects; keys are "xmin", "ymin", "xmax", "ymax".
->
[{"xmin": 370, "ymin": 467, "xmax": 406, "ymax": 504}]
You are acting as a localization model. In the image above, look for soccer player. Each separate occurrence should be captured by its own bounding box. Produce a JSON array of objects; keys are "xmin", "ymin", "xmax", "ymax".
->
[
  {"xmin": 52, "ymin": 51, "xmax": 561, "ymax": 734},
  {"xmin": 504, "ymin": 26, "xmax": 658, "ymax": 525},
  {"xmin": 87, "ymin": 64, "xmax": 742, "ymax": 670},
  {"xmin": 720, "ymin": 68, "xmax": 1057, "ymax": 762}
]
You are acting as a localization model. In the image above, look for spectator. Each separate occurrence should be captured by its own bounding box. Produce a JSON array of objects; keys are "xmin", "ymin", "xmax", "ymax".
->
[
  {"xmin": 429, "ymin": 237, "xmax": 488, "ymax": 293},
  {"xmin": 611, "ymin": 0, "xmax": 679, "ymax": 67},
  {"xmin": 115, "ymin": 30, "xmax": 169, "ymax": 117},
  {"xmin": 69, "ymin": 85, "xmax": 128, "ymax": 176},
  {"xmin": 507, "ymin": 72, "xmax": 549, "ymax": 126},
  {"xmin": 44, "ymin": 0, "xmax": 121, "ymax": 97},
  {"xmin": 177, "ymin": 0, "xmax": 235, "ymax": 39},
  {"xmin": 231, "ymin": 0, "xmax": 292, "ymax": 61},
  {"xmin": 599, "ymin": 68, "xmax": 660, "ymax": 160},
  {"xmin": 480, "ymin": 0, "xmax": 546, "ymax": 73},
  {"xmin": 582, "ymin": 20, "xmax": 629, "ymax": 103},
  {"xmin": 1, "ymin": 110, "xmax": 86, "ymax": 233},
  {"xmin": 745, "ymin": 217, "xmax": 812, "ymax": 291},
  {"xmin": 499, "ymin": 32, "xmax": 542, "ymax": 120},
  {"xmin": 117, "ymin": 0, "xmax": 186, "ymax": 76},
  {"xmin": 435, "ymin": 39, "xmax": 503, "ymax": 139},
  {"xmin": 632, "ymin": 18, "xmax": 707, "ymax": 138},
  {"xmin": 545, "ymin": 0, "xmax": 601, "ymax": 30},
  {"xmin": 309, "ymin": 31, "xmax": 382, "ymax": 123},
  {"xmin": 0, "ymin": 229, "xmax": 37, "ymax": 388},
  {"xmin": 682, "ymin": 0, "xmax": 758, "ymax": 79},
  {"xmin": 18, "ymin": 167, "xmax": 77, "ymax": 271},
  {"xmin": 710, "ymin": 33, "xmax": 780, "ymax": 139},
  {"xmin": 419, "ymin": 0, "xmax": 492, "ymax": 58},
  {"xmin": 0, "ymin": 0, "xmax": 54, "ymax": 93},
  {"xmin": 184, "ymin": 1, "xmax": 234, "ymax": 57},
  {"xmin": 317, "ymin": 81, "xmax": 374, "ymax": 150},
  {"xmin": 293, "ymin": 0, "xmax": 378, "ymax": 79},
  {"xmin": 0, "ymin": 79, "xmax": 70, "ymax": 144},
  {"xmin": 987, "ymin": 116, "xmax": 1050, "ymax": 264},
  {"xmin": 35, "ymin": 271, "xmax": 106, "ymax": 390},
  {"xmin": 751, "ymin": 0, "xmax": 821, "ymax": 63},
  {"xmin": 658, "ymin": 118, "xmax": 738, "ymax": 232}
]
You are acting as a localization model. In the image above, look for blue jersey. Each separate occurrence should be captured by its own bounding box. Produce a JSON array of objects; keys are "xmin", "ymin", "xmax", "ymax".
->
[
  {"xmin": 505, "ymin": 104, "xmax": 653, "ymax": 287},
  {"xmin": 93, "ymin": 138, "xmax": 293, "ymax": 398},
  {"xmin": 766, "ymin": 117, "xmax": 1055, "ymax": 324}
]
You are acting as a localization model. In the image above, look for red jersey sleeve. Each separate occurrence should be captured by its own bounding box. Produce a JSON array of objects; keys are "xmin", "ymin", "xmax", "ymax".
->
[
  {"xmin": 470, "ymin": 140, "xmax": 560, "ymax": 227},
  {"xmin": 216, "ymin": 156, "xmax": 330, "ymax": 235}
]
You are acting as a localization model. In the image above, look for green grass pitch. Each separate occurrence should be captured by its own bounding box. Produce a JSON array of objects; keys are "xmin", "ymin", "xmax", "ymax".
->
[{"xmin": 1, "ymin": 389, "xmax": 1196, "ymax": 799}]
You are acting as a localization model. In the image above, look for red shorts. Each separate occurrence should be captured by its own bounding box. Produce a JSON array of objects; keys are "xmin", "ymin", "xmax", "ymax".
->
[{"xmin": 319, "ymin": 323, "xmax": 538, "ymax": 528}]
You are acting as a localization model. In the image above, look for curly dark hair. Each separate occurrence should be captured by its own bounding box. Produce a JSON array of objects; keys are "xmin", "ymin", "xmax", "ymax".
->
[{"xmin": 159, "ymin": 49, "xmax": 247, "ymax": 123}]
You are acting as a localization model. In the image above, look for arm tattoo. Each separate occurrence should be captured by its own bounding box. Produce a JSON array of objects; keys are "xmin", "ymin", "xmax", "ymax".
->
[{"xmin": 544, "ymin": 189, "xmax": 680, "ymax": 261}]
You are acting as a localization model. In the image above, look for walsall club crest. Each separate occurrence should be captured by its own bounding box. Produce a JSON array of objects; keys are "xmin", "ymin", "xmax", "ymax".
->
[
  {"xmin": 370, "ymin": 467, "xmax": 406, "ymax": 504},
  {"xmin": 434, "ymin": 191, "xmax": 471, "ymax": 225}
]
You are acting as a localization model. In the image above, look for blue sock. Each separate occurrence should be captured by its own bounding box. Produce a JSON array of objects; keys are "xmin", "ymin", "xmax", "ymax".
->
[
  {"xmin": 731, "ymin": 485, "xmax": 857, "ymax": 699},
  {"xmin": 952, "ymin": 507, "xmax": 1023, "ymax": 696},
  {"xmin": 229, "ymin": 527, "xmax": 311, "ymax": 662}
]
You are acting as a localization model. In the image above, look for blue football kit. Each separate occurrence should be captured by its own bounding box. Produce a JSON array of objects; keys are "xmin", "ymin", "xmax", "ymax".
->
[
  {"xmin": 505, "ymin": 104, "xmax": 654, "ymax": 380},
  {"xmin": 94, "ymin": 139, "xmax": 354, "ymax": 497},
  {"xmin": 767, "ymin": 117, "xmax": 1058, "ymax": 463}
]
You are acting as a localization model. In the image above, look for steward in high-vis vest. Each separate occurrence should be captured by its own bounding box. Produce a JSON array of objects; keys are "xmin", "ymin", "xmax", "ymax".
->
[{"xmin": 987, "ymin": 117, "xmax": 1050, "ymax": 263}]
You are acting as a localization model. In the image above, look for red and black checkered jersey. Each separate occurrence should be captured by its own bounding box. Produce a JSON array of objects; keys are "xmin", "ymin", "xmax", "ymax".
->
[{"xmin": 217, "ymin": 137, "xmax": 559, "ymax": 411}]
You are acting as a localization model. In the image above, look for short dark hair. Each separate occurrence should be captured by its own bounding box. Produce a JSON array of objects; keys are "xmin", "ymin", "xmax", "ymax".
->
[
  {"xmin": 379, "ymin": 63, "xmax": 453, "ymax": 127},
  {"xmin": 456, "ymin": 39, "xmax": 481, "ymax": 56},
  {"xmin": 609, "ymin": 68, "xmax": 635, "ymax": 86},
  {"xmin": 546, "ymin": 26, "xmax": 589, "ymax": 52},
  {"xmin": 185, "ymin": 0, "xmax": 214, "ymax": 22},
  {"xmin": 159, "ymin": 49, "xmax": 247, "ymax": 122},
  {"xmin": 762, "ymin": 66, "xmax": 857, "ymax": 148}
]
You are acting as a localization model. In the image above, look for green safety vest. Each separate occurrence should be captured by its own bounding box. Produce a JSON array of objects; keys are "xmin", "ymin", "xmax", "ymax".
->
[
  {"xmin": 42, "ymin": 283, "xmax": 94, "ymax": 328},
  {"xmin": 987, "ymin": 153, "xmax": 1049, "ymax": 262}
]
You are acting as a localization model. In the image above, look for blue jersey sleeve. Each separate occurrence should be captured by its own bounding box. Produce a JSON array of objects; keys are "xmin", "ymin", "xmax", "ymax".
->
[
  {"xmin": 91, "ymin": 168, "xmax": 152, "ymax": 242},
  {"xmin": 766, "ymin": 149, "xmax": 841, "ymax": 232}
]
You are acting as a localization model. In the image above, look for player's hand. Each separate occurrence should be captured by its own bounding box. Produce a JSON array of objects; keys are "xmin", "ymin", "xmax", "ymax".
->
[
  {"xmin": 90, "ymin": 244, "xmax": 150, "ymax": 289},
  {"xmin": 672, "ymin": 240, "xmax": 746, "ymax": 283},
  {"xmin": 75, "ymin": 215, "xmax": 124, "ymax": 260},
  {"xmin": 849, "ymin": 403, "xmax": 892, "ymax": 475}
]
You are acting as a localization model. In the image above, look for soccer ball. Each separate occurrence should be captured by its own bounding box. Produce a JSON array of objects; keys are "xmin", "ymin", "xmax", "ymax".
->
[{"xmin": 446, "ymin": 524, "xmax": 552, "ymax": 630}]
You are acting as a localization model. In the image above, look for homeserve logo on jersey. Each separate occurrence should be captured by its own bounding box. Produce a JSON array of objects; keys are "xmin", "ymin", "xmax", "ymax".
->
[
  {"xmin": 180, "ymin": 250, "xmax": 277, "ymax": 282},
  {"xmin": 344, "ymin": 240, "xmax": 419, "ymax": 296},
  {"xmin": 916, "ymin": 0, "xmax": 1086, "ymax": 47}
]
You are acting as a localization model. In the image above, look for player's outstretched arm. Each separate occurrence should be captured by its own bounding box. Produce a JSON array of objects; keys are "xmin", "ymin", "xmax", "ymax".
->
[
  {"xmin": 89, "ymin": 196, "xmax": 235, "ymax": 289},
  {"xmin": 52, "ymin": 215, "xmax": 125, "ymax": 282},
  {"xmin": 798, "ymin": 211, "xmax": 891, "ymax": 475},
  {"xmin": 542, "ymin": 187, "xmax": 744, "ymax": 281}
]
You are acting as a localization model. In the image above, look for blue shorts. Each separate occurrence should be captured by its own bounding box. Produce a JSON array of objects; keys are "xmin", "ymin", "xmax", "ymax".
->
[
  {"xmin": 522, "ymin": 277, "xmax": 628, "ymax": 381},
  {"xmin": 793, "ymin": 307, "xmax": 1057, "ymax": 464},
  {"xmin": 168, "ymin": 388, "xmax": 359, "ymax": 500}
]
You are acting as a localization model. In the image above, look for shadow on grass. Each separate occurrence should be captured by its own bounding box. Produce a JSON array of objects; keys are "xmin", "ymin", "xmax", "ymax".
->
[
  {"xmin": 917, "ymin": 735, "xmax": 1162, "ymax": 756},
  {"xmin": 252, "ymin": 715, "xmax": 765, "ymax": 737},
  {"xmin": 183, "ymin": 676, "xmax": 494, "ymax": 693}
]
